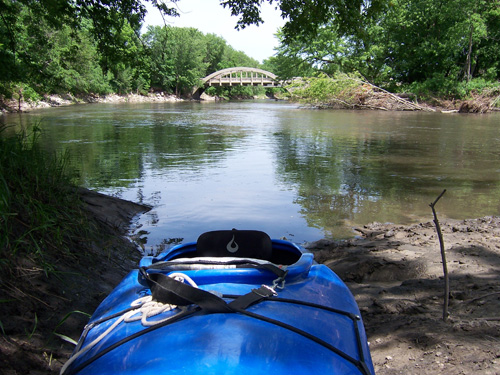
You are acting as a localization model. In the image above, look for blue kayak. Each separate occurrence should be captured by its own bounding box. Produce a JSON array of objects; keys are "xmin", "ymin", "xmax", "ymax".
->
[{"xmin": 61, "ymin": 230, "xmax": 375, "ymax": 375}]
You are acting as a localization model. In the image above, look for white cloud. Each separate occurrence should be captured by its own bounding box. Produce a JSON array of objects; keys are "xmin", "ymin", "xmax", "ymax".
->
[{"xmin": 143, "ymin": 0, "xmax": 285, "ymax": 63}]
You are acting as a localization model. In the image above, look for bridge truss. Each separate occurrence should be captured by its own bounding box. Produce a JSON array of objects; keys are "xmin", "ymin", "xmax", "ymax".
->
[{"xmin": 193, "ymin": 67, "xmax": 281, "ymax": 99}]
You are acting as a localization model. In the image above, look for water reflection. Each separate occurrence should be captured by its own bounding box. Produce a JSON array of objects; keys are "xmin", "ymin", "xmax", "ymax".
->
[
  {"xmin": 272, "ymin": 110, "xmax": 500, "ymax": 236},
  {"xmin": 2, "ymin": 102, "xmax": 500, "ymax": 250}
]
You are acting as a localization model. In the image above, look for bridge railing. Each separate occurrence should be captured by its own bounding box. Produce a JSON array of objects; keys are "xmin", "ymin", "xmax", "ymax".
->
[
  {"xmin": 192, "ymin": 67, "xmax": 282, "ymax": 98},
  {"xmin": 201, "ymin": 67, "xmax": 281, "ymax": 87}
]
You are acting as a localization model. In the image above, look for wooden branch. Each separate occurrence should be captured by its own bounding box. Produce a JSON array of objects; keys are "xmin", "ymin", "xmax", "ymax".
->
[
  {"xmin": 342, "ymin": 77, "xmax": 436, "ymax": 112},
  {"xmin": 429, "ymin": 189, "xmax": 449, "ymax": 321},
  {"xmin": 324, "ymin": 98, "xmax": 389, "ymax": 111},
  {"xmin": 477, "ymin": 317, "xmax": 500, "ymax": 321},
  {"xmin": 461, "ymin": 291, "xmax": 500, "ymax": 305},
  {"xmin": 356, "ymin": 104, "xmax": 389, "ymax": 111},
  {"xmin": 491, "ymin": 94, "xmax": 500, "ymax": 109}
]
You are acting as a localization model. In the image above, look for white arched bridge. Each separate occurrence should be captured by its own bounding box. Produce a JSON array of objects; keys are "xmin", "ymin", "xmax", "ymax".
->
[{"xmin": 193, "ymin": 67, "xmax": 281, "ymax": 99}]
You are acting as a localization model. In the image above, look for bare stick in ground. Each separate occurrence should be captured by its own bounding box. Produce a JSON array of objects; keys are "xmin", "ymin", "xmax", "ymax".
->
[{"xmin": 429, "ymin": 189, "xmax": 449, "ymax": 321}]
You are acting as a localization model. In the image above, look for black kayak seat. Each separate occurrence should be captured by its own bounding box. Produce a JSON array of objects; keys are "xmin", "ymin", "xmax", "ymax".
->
[{"xmin": 196, "ymin": 229, "xmax": 273, "ymax": 261}]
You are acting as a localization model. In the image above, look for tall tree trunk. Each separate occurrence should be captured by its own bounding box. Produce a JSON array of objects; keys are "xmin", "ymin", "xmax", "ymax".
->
[{"xmin": 465, "ymin": 23, "xmax": 474, "ymax": 82}]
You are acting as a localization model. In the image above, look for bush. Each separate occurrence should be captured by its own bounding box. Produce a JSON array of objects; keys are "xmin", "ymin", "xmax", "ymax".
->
[
  {"xmin": 405, "ymin": 74, "xmax": 466, "ymax": 99},
  {"xmin": 404, "ymin": 76, "xmax": 500, "ymax": 101},
  {"xmin": 0, "ymin": 82, "xmax": 42, "ymax": 103},
  {"xmin": 285, "ymin": 73, "xmax": 363, "ymax": 104},
  {"xmin": 463, "ymin": 78, "xmax": 500, "ymax": 97}
]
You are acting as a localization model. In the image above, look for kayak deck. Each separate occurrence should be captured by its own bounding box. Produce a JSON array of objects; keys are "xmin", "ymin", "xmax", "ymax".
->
[{"xmin": 62, "ymin": 230, "xmax": 375, "ymax": 375}]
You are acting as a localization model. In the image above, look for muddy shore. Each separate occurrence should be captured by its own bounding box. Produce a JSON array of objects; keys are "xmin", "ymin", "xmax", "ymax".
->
[
  {"xmin": 307, "ymin": 217, "xmax": 500, "ymax": 374},
  {"xmin": 1, "ymin": 191, "xmax": 499, "ymax": 374}
]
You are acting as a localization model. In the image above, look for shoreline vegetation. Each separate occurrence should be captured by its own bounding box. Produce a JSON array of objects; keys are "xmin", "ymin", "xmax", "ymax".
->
[
  {"xmin": 0, "ymin": 124, "xmax": 151, "ymax": 372},
  {"xmin": 0, "ymin": 82, "xmax": 500, "ymax": 114},
  {"xmin": 2, "ymin": 75, "xmax": 500, "ymax": 115},
  {"xmin": 0, "ymin": 103, "xmax": 499, "ymax": 374},
  {"xmin": 284, "ymin": 75, "xmax": 500, "ymax": 113}
]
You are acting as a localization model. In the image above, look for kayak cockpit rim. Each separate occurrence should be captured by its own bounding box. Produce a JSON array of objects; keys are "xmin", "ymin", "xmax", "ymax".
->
[
  {"xmin": 138, "ymin": 231, "xmax": 311, "ymax": 293},
  {"xmin": 143, "ymin": 238, "xmax": 304, "ymax": 266}
]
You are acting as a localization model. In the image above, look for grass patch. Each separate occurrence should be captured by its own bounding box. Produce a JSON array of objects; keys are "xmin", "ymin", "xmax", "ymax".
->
[{"xmin": 0, "ymin": 125, "xmax": 88, "ymax": 279}]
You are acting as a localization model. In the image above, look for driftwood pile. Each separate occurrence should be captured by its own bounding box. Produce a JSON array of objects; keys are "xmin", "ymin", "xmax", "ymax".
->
[{"xmin": 314, "ymin": 77, "xmax": 500, "ymax": 113}]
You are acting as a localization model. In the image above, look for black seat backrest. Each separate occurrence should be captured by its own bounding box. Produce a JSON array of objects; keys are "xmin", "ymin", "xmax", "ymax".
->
[{"xmin": 196, "ymin": 229, "xmax": 272, "ymax": 260}]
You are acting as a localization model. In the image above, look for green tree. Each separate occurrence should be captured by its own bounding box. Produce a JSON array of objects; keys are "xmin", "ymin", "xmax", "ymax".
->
[
  {"xmin": 220, "ymin": 0, "xmax": 387, "ymax": 42},
  {"xmin": 0, "ymin": 0, "xmax": 168, "ymax": 97},
  {"xmin": 145, "ymin": 26, "xmax": 208, "ymax": 95},
  {"xmin": 203, "ymin": 33, "xmax": 228, "ymax": 75},
  {"xmin": 167, "ymin": 27, "xmax": 208, "ymax": 96},
  {"xmin": 0, "ymin": 0, "xmax": 22, "ymax": 86},
  {"xmin": 143, "ymin": 26, "xmax": 174, "ymax": 91},
  {"xmin": 373, "ymin": 0, "xmax": 500, "ymax": 92},
  {"xmin": 268, "ymin": 27, "xmax": 344, "ymax": 80},
  {"xmin": 271, "ymin": 0, "xmax": 500, "ymax": 94},
  {"xmin": 41, "ymin": 23, "xmax": 111, "ymax": 94},
  {"xmin": 101, "ymin": 20, "xmax": 147, "ymax": 94},
  {"xmin": 2, "ymin": 0, "xmax": 405, "ymax": 99},
  {"xmin": 222, "ymin": 48, "xmax": 260, "ymax": 69},
  {"xmin": 1, "ymin": 1, "xmax": 151, "ymax": 97},
  {"xmin": 1, "ymin": 0, "xmax": 387, "ymax": 68}
]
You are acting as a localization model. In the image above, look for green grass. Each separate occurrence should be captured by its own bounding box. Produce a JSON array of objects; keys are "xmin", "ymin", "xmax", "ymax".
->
[{"xmin": 0, "ymin": 125, "xmax": 87, "ymax": 277}]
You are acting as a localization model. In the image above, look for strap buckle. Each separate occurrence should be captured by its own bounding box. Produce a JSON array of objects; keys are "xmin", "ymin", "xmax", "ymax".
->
[
  {"xmin": 271, "ymin": 269, "xmax": 288, "ymax": 290},
  {"xmin": 252, "ymin": 284, "xmax": 278, "ymax": 298}
]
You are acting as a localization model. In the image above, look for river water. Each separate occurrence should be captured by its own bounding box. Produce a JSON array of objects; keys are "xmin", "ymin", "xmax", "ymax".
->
[{"xmin": 3, "ymin": 100, "xmax": 500, "ymax": 252}]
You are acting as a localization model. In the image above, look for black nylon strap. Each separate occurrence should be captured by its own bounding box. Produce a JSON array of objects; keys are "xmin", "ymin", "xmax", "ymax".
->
[
  {"xmin": 231, "ymin": 308, "xmax": 371, "ymax": 375},
  {"xmin": 143, "ymin": 270, "xmax": 232, "ymax": 313},
  {"xmin": 142, "ymin": 268, "xmax": 279, "ymax": 313},
  {"xmin": 228, "ymin": 285, "xmax": 276, "ymax": 310}
]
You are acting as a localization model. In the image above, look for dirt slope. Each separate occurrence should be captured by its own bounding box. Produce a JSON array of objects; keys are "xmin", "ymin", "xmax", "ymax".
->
[{"xmin": 308, "ymin": 216, "xmax": 500, "ymax": 374}]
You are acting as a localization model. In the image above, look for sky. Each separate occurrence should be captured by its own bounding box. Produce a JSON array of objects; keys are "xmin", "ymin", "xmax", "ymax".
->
[{"xmin": 142, "ymin": 0, "xmax": 286, "ymax": 63}]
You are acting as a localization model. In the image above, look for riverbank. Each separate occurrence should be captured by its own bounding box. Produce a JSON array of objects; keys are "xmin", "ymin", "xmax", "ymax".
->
[
  {"xmin": 0, "ymin": 92, "xmax": 183, "ymax": 113},
  {"xmin": 300, "ymin": 83, "xmax": 500, "ymax": 114},
  {"xmin": 1, "ymin": 190, "xmax": 498, "ymax": 373},
  {"xmin": 0, "ymin": 189, "xmax": 151, "ymax": 374},
  {"xmin": 2, "ymin": 89, "xmax": 500, "ymax": 114},
  {"xmin": 307, "ymin": 217, "xmax": 500, "ymax": 374},
  {"xmin": 0, "ymin": 92, "xmax": 269, "ymax": 113}
]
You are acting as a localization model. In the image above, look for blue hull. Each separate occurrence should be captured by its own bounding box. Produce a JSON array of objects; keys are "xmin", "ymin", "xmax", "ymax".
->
[{"xmin": 62, "ymin": 233, "xmax": 375, "ymax": 375}]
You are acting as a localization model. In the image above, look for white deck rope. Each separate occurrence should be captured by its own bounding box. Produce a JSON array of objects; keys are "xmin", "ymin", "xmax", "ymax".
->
[{"xmin": 60, "ymin": 273, "xmax": 198, "ymax": 375}]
